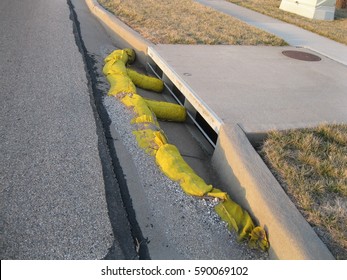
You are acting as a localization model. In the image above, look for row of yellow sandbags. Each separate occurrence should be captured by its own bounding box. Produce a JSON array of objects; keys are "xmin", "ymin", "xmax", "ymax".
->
[{"xmin": 103, "ymin": 48, "xmax": 269, "ymax": 251}]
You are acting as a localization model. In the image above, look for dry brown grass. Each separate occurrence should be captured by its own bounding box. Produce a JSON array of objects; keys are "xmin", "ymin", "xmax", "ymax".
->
[
  {"xmin": 260, "ymin": 124, "xmax": 347, "ymax": 259},
  {"xmin": 98, "ymin": 0, "xmax": 286, "ymax": 45},
  {"xmin": 227, "ymin": 0, "xmax": 347, "ymax": 45}
]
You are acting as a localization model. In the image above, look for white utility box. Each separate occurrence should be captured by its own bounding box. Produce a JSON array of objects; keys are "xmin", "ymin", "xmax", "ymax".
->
[{"xmin": 279, "ymin": 0, "xmax": 336, "ymax": 20}]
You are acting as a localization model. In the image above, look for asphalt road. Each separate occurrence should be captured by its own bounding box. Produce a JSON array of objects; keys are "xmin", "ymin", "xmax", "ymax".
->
[{"xmin": 0, "ymin": 0, "xmax": 134, "ymax": 259}]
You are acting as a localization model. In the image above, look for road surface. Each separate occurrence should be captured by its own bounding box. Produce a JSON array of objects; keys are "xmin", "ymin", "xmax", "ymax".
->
[{"xmin": 0, "ymin": 0, "xmax": 134, "ymax": 259}]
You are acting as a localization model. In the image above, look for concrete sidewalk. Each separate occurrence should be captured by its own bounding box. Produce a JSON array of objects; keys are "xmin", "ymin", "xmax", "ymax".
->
[
  {"xmin": 196, "ymin": 0, "xmax": 347, "ymax": 65},
  {"xmin": 149, "ymin": 45, "xmax": 347, "ymax": 135}
]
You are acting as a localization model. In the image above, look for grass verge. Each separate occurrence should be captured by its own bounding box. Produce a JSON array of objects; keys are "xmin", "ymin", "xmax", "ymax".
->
[
  {"xmin": 259, "ymin": 124, "xmax": 347, "ymax": 259},
  {"xmin": 98, "ymin": 0, "xmax": 286, "ymax": 45},
  {"xmin": 227, "ymin": 0, "xmax": 347, "ymax": 45}
]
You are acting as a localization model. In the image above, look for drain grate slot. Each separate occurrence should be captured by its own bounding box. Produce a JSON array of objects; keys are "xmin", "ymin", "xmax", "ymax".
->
[{"xmin": 147, "ymin": 62, "xmax": 217, "ymax": 148}]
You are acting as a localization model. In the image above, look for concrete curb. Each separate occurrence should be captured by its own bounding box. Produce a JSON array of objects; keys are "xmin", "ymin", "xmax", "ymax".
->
[
  {"xmin": 212, "ymin": 125, "xmax": 334, "ymax": 260},
  {"xmin": 85, "ymin": 0, "xmax": 153, "ymax": 65},
  {"xmin": 85, "ymin": 0, "xmax": 335, "ymax": 259}
]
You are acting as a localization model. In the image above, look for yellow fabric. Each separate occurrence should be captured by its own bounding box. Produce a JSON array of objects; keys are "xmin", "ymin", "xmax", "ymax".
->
[
  {"xmin": 103, "ymin": 49, "xmax": 137, "ymax": 96},
  {"xmin": 133, "ymin": 129, "xmax": 168, "ymax": 156},
  {"xmin": 127, "ymin": 68, "xmax": 164, "ymax": 93},
  {"xmin": 104, "ymin": 49, "xmax": 132, "ymax": 64},
  {"xmin": 106, "ymin": 74, "xmax": 137, "ymax": 97},
  {"xmin": 207, "ymin": 188, "xmax": 229, "ymax": 201},
  {"xmin": 248, "ymin": 226, "xmax": 269, "ymax": 251},
  {"xmin": 103, "ymin": 60, "xmax": 127, "ymax": 76},
  {"xmin": 210, "ymin": 190, "xmax": 269, "ymax": 250},
  {"xmin": 123, "ymin": 48, "xmax": 136, "ymax": 64},
  {"xmin": 132, "ymin": 115, "xmax": 157, "ymax": 126},
  {"xmin": 121, "ymin": 93, "xmax": 159, "ymax": 126},
  {"xmin": 156, "ymin": 144, "xmax": 213, "ymax": 196},
  {"xmin": 144, "ymin": 99, "xmax": 187, "ymax": 122},
  {"xmin": 215, "ymin": 198, "xmax": 256, "ymax": 241}
]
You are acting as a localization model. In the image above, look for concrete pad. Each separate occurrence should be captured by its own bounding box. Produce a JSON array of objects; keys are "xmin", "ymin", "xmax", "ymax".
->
[{"xmin": 149, "ymin": 44, "xmax": 347, "ymax": 134}]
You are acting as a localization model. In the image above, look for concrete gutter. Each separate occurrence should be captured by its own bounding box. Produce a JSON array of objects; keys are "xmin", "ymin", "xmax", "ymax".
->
[{"xmin": 85, "ymin": 0, "xmax": 335, "ymax": 259}]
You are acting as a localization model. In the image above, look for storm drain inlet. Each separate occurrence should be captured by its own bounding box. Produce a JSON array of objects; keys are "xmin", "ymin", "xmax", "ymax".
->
[{"xmin": 282, "ymin": 50, "xmax": 321, "ymax": 61}]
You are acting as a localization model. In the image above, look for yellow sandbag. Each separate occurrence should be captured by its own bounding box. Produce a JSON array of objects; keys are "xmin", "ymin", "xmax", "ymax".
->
[
  {"xmin": 133, "ymin": 129, "xmax": 168, "ymax": 156},
  {"xmin": 152, "ymin": 130, "xmax": 168, "ymax": 147},
  {"xmin": 104, "ymin": 49, "xmax": 162, "ymax": 97},
  {"xmin": 144, "ymin": 99, "xmax": 187, "ymax": 122},
  {"xmin": 106, "ymin": 74, "xmax": 137, "ymax": 96},
  {"xmin": 132, "ymin": 115, "xmax": 158, "ymax": 126},
  {"xmin": 248, "ymin": 226, "xmax": 269, "ymax": 251},
  {"xmin": 103, "ymin": 60, "xmax": 115, "ymax": 76},
  {"xmin": 103, "ymin": 49, "xmax": 137, "ymax": 96},
  {"xmin": 123, "ymin": 48, "xmax": 136, "ymax": 64},
  {"xmin": 127, "ymin": 68, "xmax": 164, "ymax": 93},
  {"xmin": 104, "ymin": 50, "xmax": 124, "ymax": 64},
  {"xmin": 156, "ymin": 144, "xmax": 213, "ymax": 196},
  {"xmin": 207, "ymin": 188, "xmax": 229, "ymax": 200},
  {"xmin": 103, "ymin": 53, "xmax": 136, "ymax": 96},
  {"xmin": 103, "ymin": 60, "xmax": 127, "ymax": 76},
  {"xmin": 215, "ymin": 198, "xmax": 254, "ymax": 241},
  {"xmin": 121, "ymin": 93, "xmax": 158, "ymax": 125},
  {"xmin": 214, "ymin": 197, "xmax": 269, "ymax": 251},
  {"xmin": 104, "ymin": 48, "xmax": 135, "ymax": 64}
]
